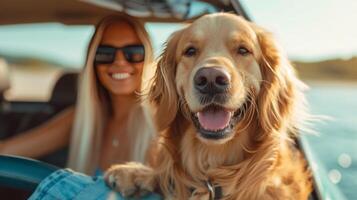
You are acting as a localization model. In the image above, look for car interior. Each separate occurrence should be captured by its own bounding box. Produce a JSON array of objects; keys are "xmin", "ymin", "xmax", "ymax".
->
[
  {"xmin": 0, "ymin": 1, "xmax": 331, "ymax": 200},
  {"xmin": 0, "ymin": 72, "xmax": 78, "ymax": 167}
]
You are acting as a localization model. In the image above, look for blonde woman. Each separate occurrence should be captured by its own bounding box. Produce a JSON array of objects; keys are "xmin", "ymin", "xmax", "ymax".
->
[{"xmin": 0, "ymin": 15, "xmax": 156, "ymax": 175}]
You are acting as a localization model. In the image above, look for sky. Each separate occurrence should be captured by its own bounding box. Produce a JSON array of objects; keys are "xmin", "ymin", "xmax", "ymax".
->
[
  {"xmin": 0, "ymin": 0, "xmax": 356, "ymax": 67},
  {"xmin": 240, "ymin": 0, "xmax": 357, "ymax": 61}
]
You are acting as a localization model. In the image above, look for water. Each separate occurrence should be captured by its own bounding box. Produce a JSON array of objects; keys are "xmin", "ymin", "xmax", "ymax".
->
[{"xmin": 304, "ymin": 83, "xmax": 357, "ymax": 199}]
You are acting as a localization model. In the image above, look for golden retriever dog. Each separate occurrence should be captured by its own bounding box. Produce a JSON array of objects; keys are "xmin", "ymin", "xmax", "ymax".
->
[{"xmin": 105, "ymin": 13, "xmax": 312, "ymax": 200}]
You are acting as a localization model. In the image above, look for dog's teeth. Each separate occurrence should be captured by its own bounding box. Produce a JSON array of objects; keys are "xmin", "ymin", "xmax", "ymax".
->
[{"xmin": 112, "ymin": 73, "xmax": 130, "ymax": 80}]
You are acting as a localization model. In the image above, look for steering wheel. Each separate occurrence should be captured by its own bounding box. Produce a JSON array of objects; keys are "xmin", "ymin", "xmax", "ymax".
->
[{"xmin": 0, "ymin": 155, "xmax": 58, "ymax": 191}]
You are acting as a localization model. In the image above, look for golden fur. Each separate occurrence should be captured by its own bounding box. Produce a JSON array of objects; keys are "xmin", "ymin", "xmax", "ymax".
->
[{"xmin": 105, "ymin": 13, "xmax": 312, "ymax": 200}]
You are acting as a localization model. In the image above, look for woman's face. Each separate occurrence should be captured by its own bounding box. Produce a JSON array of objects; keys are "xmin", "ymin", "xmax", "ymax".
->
[{"xmin": 96, "ymin": 21, "xmax": 144, "ymax": 96}]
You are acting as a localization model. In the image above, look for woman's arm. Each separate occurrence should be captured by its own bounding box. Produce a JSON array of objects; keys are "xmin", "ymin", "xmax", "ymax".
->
[{"xmin": 0, "ymin": 106, "xmax": 75, "ymax": 158}]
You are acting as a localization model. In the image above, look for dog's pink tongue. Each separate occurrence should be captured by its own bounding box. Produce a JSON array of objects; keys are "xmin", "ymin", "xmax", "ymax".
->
[{"xmin": 197, "ymin": 109, "xmax": 231, "ymax": 131}]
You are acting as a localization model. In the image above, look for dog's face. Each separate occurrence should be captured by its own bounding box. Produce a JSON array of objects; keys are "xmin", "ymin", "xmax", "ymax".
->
[
  {"xmin": 151, "ymin": 13, "xmax": 297, "ymax": 145},
  {"xmin": 175, "ymin": 14, "xmax": 263, "ymax": 143}
]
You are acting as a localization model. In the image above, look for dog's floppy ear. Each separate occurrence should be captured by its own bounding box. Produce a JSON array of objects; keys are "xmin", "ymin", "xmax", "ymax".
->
[
  {"xmin": 253, "ymin": 25, "xmax": 302, "ymax": 136},
  {"xmin": 149, "ymin": 29, "xmax": 184, "ymax": 131}
]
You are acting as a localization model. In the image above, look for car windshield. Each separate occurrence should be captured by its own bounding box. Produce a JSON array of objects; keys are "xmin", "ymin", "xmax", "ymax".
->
[{"xmin": 240, "ymin": 0, "xmax": 357, "ymax": 199}]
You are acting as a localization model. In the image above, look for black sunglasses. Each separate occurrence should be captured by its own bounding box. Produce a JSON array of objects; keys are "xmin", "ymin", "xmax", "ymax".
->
[{"xmin": 95, "ymin": 44, "xmax": 145, "ymax": 64}]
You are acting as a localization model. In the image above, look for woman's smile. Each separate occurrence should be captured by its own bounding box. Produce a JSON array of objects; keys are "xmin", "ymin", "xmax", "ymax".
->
[{"xmin": 111, "ymin": 72, "xmax": 132, "ymax": 80}]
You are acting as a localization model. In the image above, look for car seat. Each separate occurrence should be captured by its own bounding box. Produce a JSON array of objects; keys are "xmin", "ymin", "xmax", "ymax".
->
[{"xmin": 49, "ymin": 72, "xmax": 78, "ymax": 112}]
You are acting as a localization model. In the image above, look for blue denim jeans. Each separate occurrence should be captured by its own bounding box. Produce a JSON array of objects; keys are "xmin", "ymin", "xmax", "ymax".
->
[{"xmin": 29, "ymin": 169, "xmax": 162, "ymax": 200}]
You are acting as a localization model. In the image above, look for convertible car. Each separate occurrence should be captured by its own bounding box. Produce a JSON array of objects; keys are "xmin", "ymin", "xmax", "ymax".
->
[{"xmin": 0, "ymin": 0, "xmax": 352, "ymax": 199}]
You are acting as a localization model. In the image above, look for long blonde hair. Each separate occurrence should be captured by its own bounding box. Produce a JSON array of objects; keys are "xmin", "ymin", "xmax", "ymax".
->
[{"xmin": 67, "ymin": 15, "xmax": 156, "ymax": 174}]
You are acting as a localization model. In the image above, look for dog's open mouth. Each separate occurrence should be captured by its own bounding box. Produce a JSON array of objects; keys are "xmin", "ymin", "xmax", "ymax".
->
[{"xmin": 191, "ymin": 104, "xmax": 245, "ymax": 140}]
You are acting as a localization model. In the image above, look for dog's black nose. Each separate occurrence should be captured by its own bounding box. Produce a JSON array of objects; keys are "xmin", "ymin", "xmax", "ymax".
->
[{"xmin": 194, "ymin": 67, "xmax": 230, "ymax": 94}]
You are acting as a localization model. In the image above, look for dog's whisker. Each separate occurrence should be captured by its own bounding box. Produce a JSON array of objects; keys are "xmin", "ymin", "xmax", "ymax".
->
[
  {"xmin": 235, "ymin": 91, "xmax": 258, "ymax": 132},
  {"xmin": 199, "ymin": 95, "xmax": 212, "ymax": 105},
  {"xmin": 237, "ymin": 109, "xmax": 254, "ymax": 133},
  {"xmin": 245, "ymin": 90, "xmax": 258, "ymax": 114},
  {"xmin": 235, "ymin": 106, "xmax": 251, "ymax": 132}
]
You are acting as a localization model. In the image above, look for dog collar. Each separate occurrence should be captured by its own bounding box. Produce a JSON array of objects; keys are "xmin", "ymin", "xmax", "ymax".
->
[{"xmin": 190, "ymin": 180, "xmax": 223, "ymax": 200}]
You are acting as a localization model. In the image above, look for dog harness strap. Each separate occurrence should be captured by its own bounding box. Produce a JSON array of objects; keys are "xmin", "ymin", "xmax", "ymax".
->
[
  {"xmin": 189, "ymin": 180, "xmax": 223, "ymax": 199},
  {"xmin": 206, "ymin": 180, "xmax": 223, "ymax": 200},
  {"xmin": 206, "ymin": 180, "xmax": 215, "ymax": 199},
  {"xmin": 214, "ymin": 185, "xmax": 223, "ymax": 200}
]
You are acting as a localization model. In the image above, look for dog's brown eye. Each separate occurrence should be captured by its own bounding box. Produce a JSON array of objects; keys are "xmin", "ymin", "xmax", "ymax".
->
[
  {"xmin": 237, "ymin": 47, "xmax": 250, "ymax": 56},
  {"xmin": 184, "ymin": 47, "xmax": 197, "ymax": 57}
]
